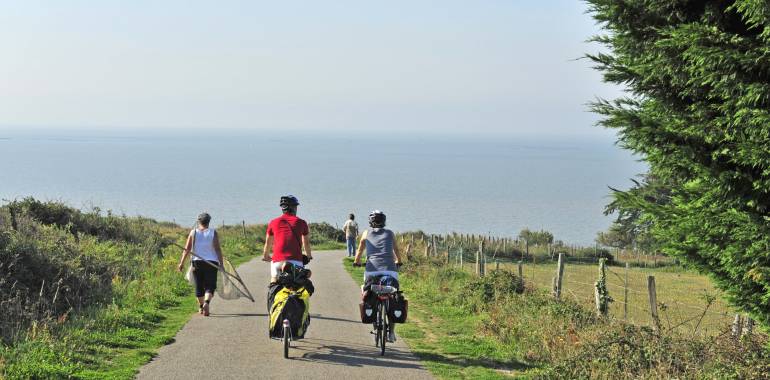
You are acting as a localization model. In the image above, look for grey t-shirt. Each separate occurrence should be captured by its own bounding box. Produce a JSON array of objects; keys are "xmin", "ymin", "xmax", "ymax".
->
[{"xmin": 364, "ymin": 228, "xmax": 397, "ymax": 272}]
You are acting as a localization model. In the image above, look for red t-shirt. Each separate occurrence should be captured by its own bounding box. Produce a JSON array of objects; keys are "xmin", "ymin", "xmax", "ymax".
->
[{"xmin": 267, "ymin": 214, "xmax": 309, "ymax": 262}]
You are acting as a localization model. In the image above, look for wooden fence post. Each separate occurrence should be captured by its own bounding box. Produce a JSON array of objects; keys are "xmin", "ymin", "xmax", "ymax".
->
[
  {"xmin": 732, "ymin": 314, "xmax": 743, "ymax": 338},
  {"xmin": 648, "ymin": 275, "xmax": 660, "ymax": 333},
  {"xmin": 553, "ymin": 253, "xmax": 565, "ymax": 299},
  {"xmin": 424, "ymin": 244, "xmax": 430, "ymax": 258},
  {"xmin": 744, "ymin": 317, "xmax": 754, "ymax": 337},
  {"xmin": 405, "ymin": 243, "xmax": 412, "ymax": 261},
  {"xmin": 432, "ymin": 235, "xmax": 438, "ymax": 257},
  {"xmin": 480, "ymin": 240, "xmax": 485, "ymax": 276},
  {"xmin": 242, "ymin": 220, "xmax": 247, "ymax": 239},
  {"xmin": 624, "ymin": 263, "xmax": 629, "ymax": 321},
  {"xmin": 525, "ymin": 239, "xmax": 529, "ymax": 260},
  {"xmin": 594, "ymin": 258, "xmax": 609, "ymax": 317},
  {"xmin": 518, "ymin": 260, "xmax": 523, "ymax": 280}
]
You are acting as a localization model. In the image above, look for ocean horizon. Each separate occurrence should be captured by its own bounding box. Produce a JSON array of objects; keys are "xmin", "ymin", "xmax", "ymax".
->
[{"xmin": 0, "ymin": 128, "xmax": 645, "ymax": 245}]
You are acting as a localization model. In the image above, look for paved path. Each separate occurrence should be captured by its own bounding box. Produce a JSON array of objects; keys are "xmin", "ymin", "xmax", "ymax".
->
[{"xmin": 137, "ymin": 250, "xmax": 432, "ymax": 380}]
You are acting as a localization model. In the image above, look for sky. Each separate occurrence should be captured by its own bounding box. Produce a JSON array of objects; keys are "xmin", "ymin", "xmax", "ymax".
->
[{"xmin": 0, "ymin": 1, "xmax": 621, "ymax": 138}]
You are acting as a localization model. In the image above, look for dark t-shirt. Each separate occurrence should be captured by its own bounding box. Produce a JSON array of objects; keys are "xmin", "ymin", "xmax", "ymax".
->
[{"xmin": 267, "ymin": 214, "xmax": 309, "ymax": 262}]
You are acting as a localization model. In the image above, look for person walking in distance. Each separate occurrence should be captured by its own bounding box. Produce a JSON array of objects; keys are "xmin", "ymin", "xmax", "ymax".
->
[
  {"xmin": 262, "ymin": 195, "xmax": 313, "ymax": 283},
  {"xmin": 177, "ymin": 212, "xmax": 224, "ymax": 317},
  {"xmin": 343, "ymin": 213, "xmax": 359, "ymax": 257}
]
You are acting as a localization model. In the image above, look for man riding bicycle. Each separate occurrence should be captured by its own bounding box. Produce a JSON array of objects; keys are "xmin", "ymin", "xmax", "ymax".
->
[
  {"xmin": 263, "ymin": 195, "xmax": 314, "ymax": 345},
  {"xmin": 262, "ymin": 195, "xmax": 313, "ymax": 283},
  {"xmin": 353, "ymin": 210, "xmax": 402, "ymax": 342}
]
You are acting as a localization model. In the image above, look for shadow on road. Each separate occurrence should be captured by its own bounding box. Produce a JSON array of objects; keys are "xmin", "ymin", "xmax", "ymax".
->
[
  {"xmin": 209, "ymin": 313, "xmax": 268, "ymax": 318},
  {"xmin": 289, "ymin": 341, "xmax": 424, "ymax": 370},
  {"xmin": 309, "ymin": 314, "xmax": 360, "ymax": 324}
]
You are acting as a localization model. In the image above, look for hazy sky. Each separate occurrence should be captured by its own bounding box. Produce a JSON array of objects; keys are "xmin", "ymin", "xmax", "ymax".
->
[{"xmin": 0, "ymin": 1, "xmax": 620, "ymax": 138}]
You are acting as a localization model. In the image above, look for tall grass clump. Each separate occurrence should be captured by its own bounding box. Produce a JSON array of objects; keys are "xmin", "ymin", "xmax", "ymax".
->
[{"xmin": 0, "ymin": 199, "xmax": 168, "ymax": 344}]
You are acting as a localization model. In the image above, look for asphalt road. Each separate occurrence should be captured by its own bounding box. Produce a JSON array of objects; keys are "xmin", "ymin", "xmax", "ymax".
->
[{"xmin": 136, "ymin": 250, "xmax": 432, "ymax": 380}]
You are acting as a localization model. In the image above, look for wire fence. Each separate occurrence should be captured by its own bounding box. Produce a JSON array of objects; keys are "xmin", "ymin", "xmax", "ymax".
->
[{"xmin": 396, "ymin": 231, "xmax": 754, "ymax": 338}]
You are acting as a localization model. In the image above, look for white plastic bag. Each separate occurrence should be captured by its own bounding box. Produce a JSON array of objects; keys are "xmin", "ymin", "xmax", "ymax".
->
[{"xmin": 185, "ymin": 264, "xmax": 196, "ymax": 287}]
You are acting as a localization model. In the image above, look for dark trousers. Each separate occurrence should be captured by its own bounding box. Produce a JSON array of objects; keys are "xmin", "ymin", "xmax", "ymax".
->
[{"xmin": 193, "ymin": 260, "xmax": 219, "ymax": 297}]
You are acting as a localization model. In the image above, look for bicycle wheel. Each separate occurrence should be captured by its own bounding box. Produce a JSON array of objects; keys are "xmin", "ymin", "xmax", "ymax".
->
[
  {"xmin": 379, "ymin": 302, "xmax": 387, "ymax": 356},
  {"xmin": 283, "ymin": 320, "xmax": 291, "ymax": 358},
  {"xmin": 374, "ymin": 301, "xmax": 381, "ymax": 347}
]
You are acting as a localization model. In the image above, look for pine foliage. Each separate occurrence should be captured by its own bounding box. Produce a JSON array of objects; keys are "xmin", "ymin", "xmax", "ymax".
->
[{"xmin": 586, "ymin": 0, "xmax": 770, "ymax": 329}]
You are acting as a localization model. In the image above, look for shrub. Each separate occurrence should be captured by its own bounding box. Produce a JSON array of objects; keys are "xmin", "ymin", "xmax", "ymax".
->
[
  {"xmin": 309, "ymin": 222, "xmax": 344, "ymax": 243},
  {"xmin": 455, "ymin": 269, "xmax": 524, "ymax": 312}
]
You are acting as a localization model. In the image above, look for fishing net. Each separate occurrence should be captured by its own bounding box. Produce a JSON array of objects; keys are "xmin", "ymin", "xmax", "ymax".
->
[{"xmin": 217, "ymin": 258, "xmax": 255, "ymax": 302}]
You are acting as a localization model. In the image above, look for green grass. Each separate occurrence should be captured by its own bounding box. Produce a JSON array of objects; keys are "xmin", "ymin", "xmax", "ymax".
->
[
  {"xmin": 1, "ymin": 227, "xmax": 262, "ymax": 380},
  {"xmin": 342, "ymin": 257, "xmax": 533, "ymax": 379},
  {"xmin": 311, "ymin": 241, "xmax": 346, "ymax": 251}
]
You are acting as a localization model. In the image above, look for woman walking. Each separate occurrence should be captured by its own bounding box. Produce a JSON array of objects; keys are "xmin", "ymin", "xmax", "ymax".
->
[{"xmin": 178, "ymin": 212, "xmax": 224, "ymax": 316}]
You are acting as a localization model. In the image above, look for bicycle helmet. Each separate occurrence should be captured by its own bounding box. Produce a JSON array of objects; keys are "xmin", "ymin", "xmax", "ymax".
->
[
  {"xmin": 368, "ymin": 210, "xmax": 386, "ymax": 228},
  {"xmin": 280, "ymin": 195, "xmax": 300, "ymax": 213}
]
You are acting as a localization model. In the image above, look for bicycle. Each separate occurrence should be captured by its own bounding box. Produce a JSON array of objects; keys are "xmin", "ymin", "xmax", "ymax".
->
[
  {"xmin": 270, "ymin": 288, "xmax": 308, "ymax": 359},
  {"xmin": 370, "ymin": 283, "xmax": 397, "ymax": 356},
  {"xmin": 267, "ymin": 262, "xmax": 313, "ymax": 359}
]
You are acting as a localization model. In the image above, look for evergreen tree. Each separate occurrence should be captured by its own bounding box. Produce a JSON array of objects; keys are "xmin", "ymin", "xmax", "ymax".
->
[{"xmin": 586, "ymin": 0, "xmax": 770, "ymax": 328}]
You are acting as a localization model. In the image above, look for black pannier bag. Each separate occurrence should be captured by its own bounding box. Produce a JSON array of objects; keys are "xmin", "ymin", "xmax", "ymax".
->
[
  {"xmin": 359, "ymin": 290, "xmax": 377, "ymax": 323},
  {"xmin": 388, "ymin": 292, "xmax": 408, "ymax": 323}
]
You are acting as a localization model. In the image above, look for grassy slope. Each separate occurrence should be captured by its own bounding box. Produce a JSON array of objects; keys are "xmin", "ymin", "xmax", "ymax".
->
[
  {"xmin": 342, "ymin": 257, "xmax": 530, "ymax": 379},
  {"xmin": 1, "ymin": 227, "xmax": 262, "ymax": 380}
]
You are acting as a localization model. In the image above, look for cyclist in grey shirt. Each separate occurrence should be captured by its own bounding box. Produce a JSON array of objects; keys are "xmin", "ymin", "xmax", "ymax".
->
[{"xmin": 353, "ymin": 210, "xmax": 402, "ymax": 282}]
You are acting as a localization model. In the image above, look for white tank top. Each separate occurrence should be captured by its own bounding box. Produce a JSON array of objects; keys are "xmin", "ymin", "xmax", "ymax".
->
[{"xmin": 192, "ymin": 228, "xmax": 218, "ymax": 262}]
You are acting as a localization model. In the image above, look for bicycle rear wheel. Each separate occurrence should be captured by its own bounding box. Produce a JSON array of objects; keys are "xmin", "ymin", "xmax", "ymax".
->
[
  {"xmin": 379, "ymin": 303, "xmax": 386, "ymax": 356},
  {"xmin": 283, "ymin": 321, "xmax": 291, "ymax": 358}
]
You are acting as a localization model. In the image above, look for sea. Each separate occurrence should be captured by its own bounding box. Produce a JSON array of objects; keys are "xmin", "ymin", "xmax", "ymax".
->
[{"xmin": 0, "ymin": 129, "xmax": 646, "ymax": 245}]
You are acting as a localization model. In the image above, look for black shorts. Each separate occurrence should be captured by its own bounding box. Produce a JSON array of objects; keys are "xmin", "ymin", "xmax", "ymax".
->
[{"xmin": 192, "ymin": 260, "xmax": 219, "ymax": 297}]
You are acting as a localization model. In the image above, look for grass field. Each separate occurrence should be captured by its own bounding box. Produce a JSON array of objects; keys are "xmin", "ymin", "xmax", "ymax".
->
[
  {"xmin": 489, "ymin": 260, "xmax": 736, "ymax": 337},
  {"xmin": 345, "ymin": 253, "xmax": 769, "ymax": 379}
]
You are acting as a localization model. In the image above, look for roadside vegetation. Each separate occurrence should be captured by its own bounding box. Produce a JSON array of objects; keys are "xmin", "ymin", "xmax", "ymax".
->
[
  {"xmin": 345, "ymin": 238, "xmax": 770, "ymax": 379},
  {"xmin": 0, "ymin": 198, "xmax": 343, "ymax": 379}
]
